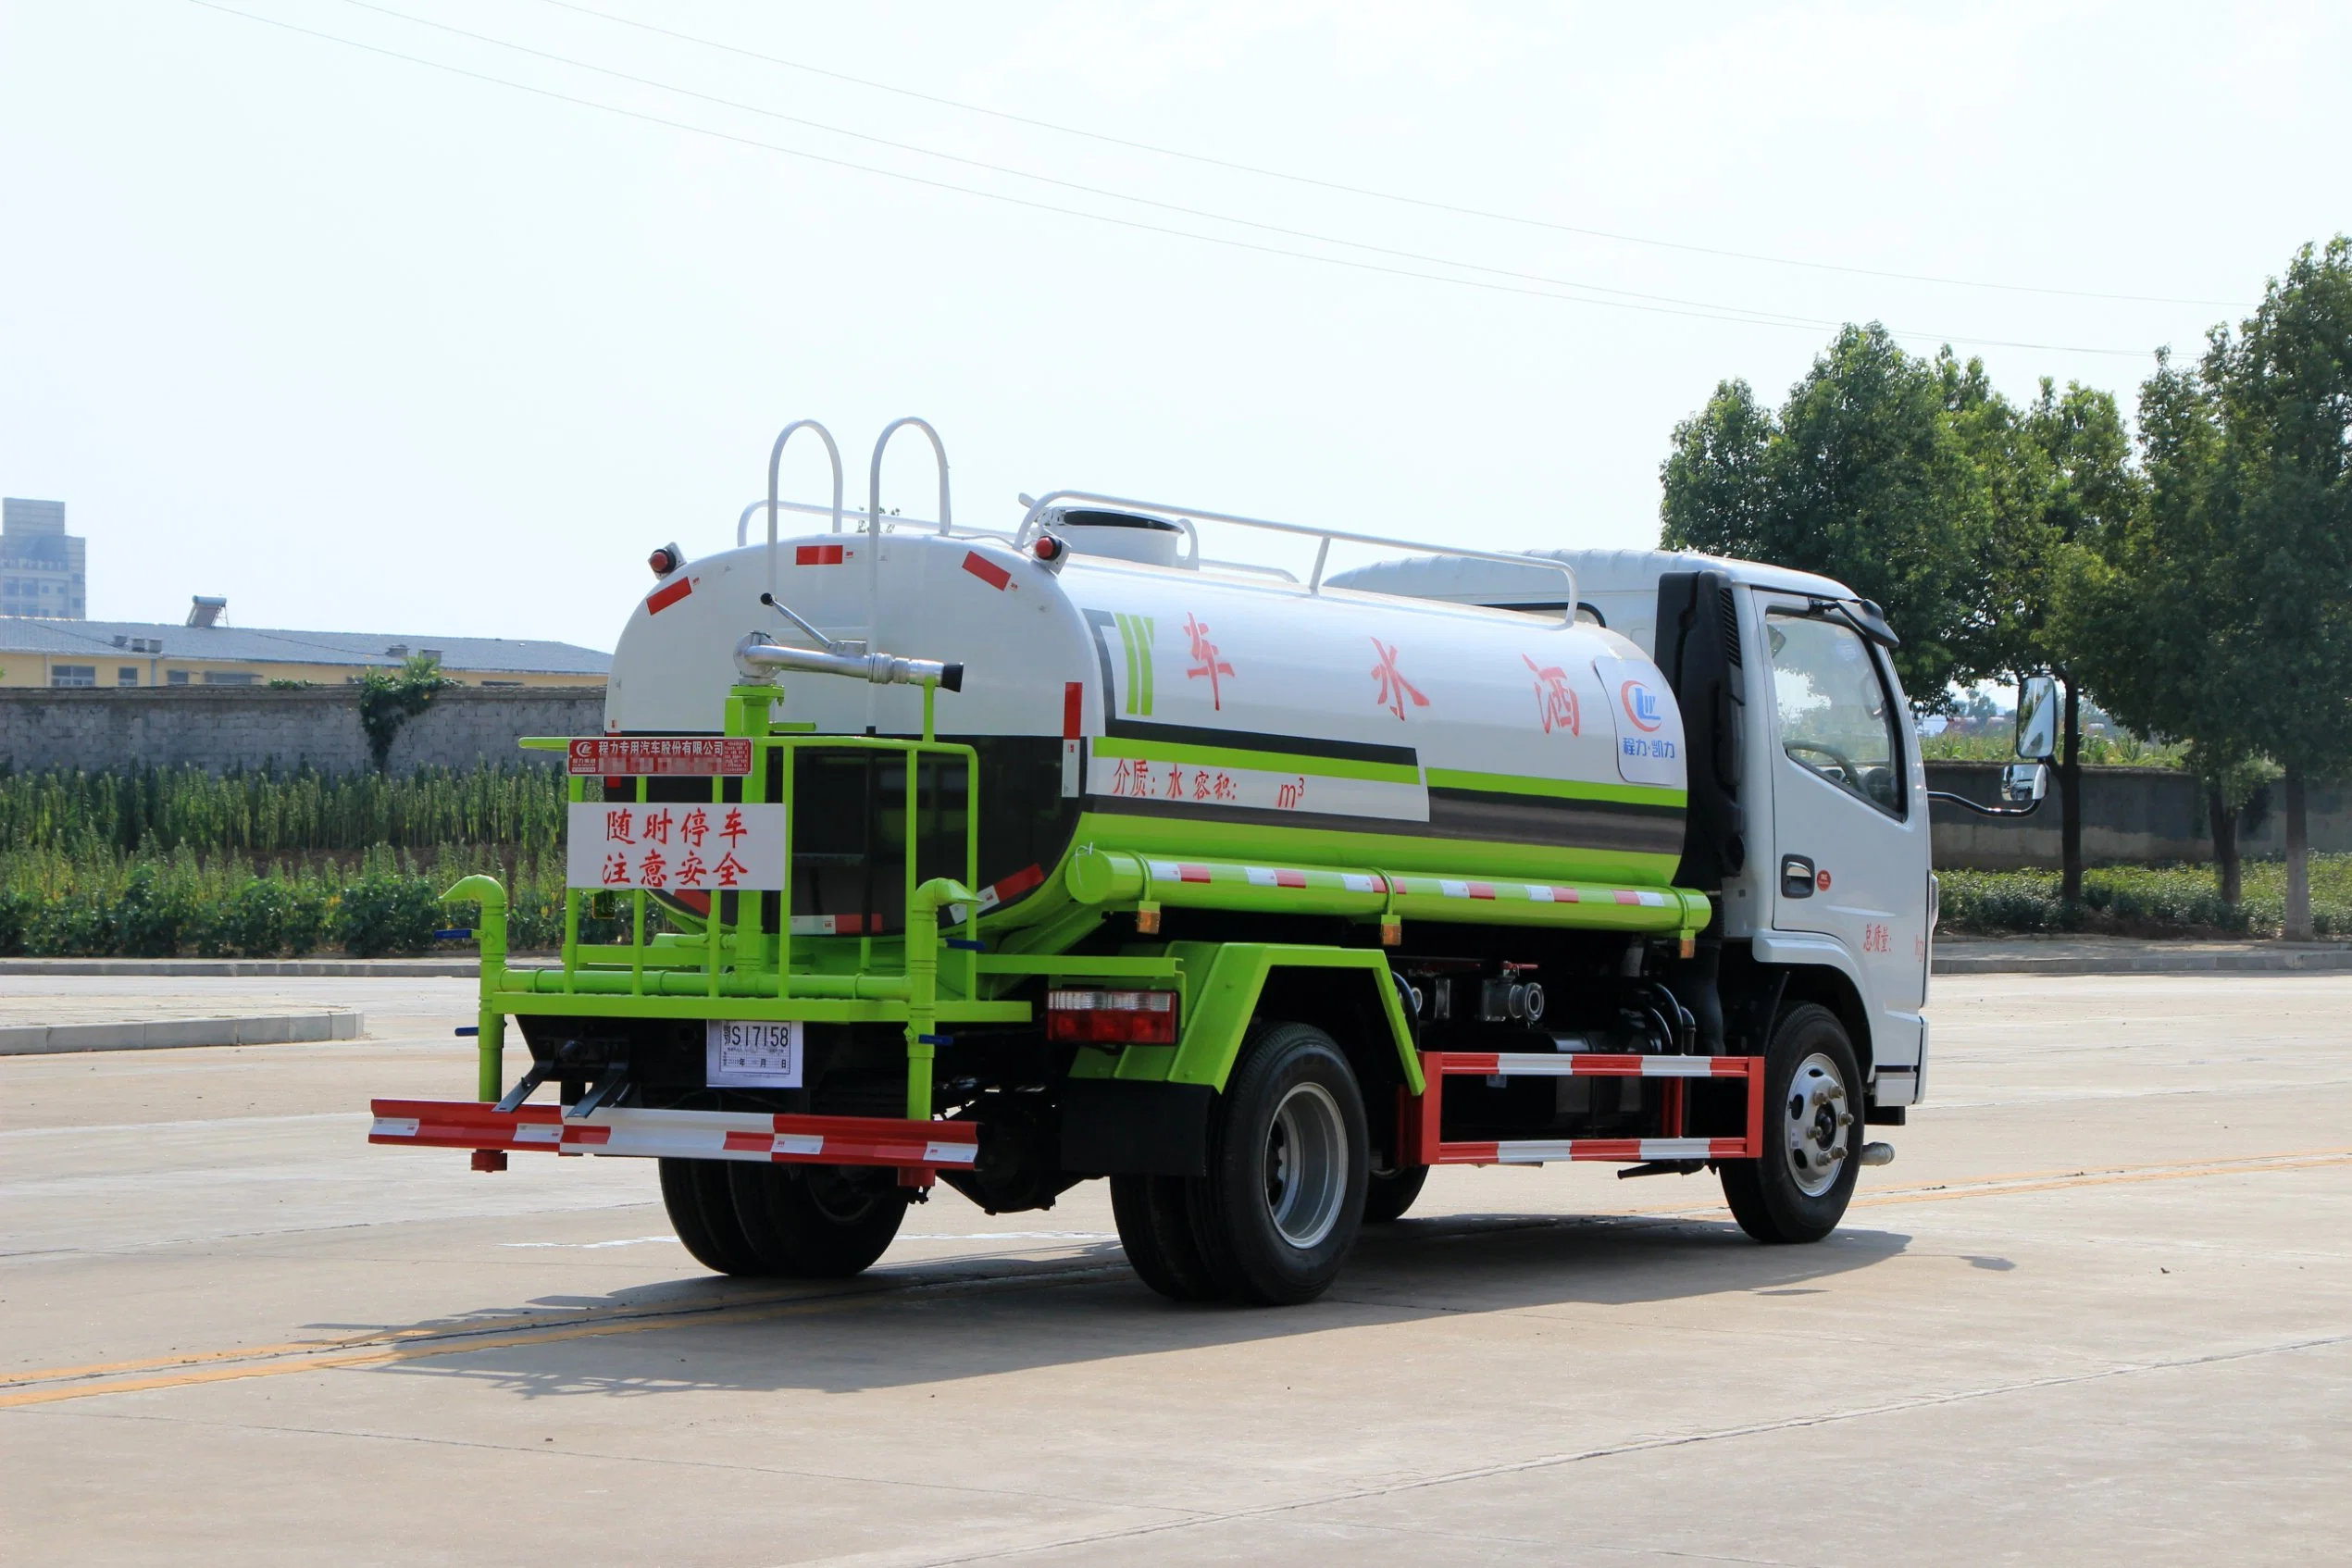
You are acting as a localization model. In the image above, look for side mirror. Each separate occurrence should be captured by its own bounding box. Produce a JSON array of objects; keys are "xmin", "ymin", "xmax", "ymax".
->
[
  {"xmin": 2001, "ymin": 762, "xmax": 2049, "ymax": 804},
  {"xmin": 2014, "ymin": 676, "xmax": 2058, "ymax": 761}
]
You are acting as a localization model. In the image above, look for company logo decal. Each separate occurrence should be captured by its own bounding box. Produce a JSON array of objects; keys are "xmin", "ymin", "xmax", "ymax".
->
[
  {"xmin": 1183, "ymin": 614, "xmax": 1235, "ymax": 710},
  {"xmin": 1619, "ymin": 678, "xmax": 1664, "ymax": 733},
  {"xmin": 1370, "ymin": 640, "xmax": 1429, "ymax": 721},
  {"xmin": 1524, "ymin": 655, "xmax": 1579, "ymax": 736}
]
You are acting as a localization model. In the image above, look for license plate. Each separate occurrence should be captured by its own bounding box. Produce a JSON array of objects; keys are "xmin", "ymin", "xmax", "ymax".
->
[{"xmin": 705, "ymin": 1020, "xmax": 803, "ymax": 1088}]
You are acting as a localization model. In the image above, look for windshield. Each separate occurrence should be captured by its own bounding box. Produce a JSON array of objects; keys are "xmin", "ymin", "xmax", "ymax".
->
[{"xmin": 1766, "ymin": 612, "xmax": 1904, "ymax": 816}]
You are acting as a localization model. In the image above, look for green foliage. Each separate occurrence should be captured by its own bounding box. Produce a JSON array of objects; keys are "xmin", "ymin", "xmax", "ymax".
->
[
  {"xmin": 0, "ymin": 841, "xmax": 648, "ymax": 959},
  {"xmin": 0, "ymin": 761, "xmax": 569, "ymax": 859},
  {"xmin": 1920, "ymin": 729, "xmax": 2189, "ymax": 767},
  {"xmin": 333, "ymin": 872, "xmax": 444, "ymax": 958},
  {"xmin": 1939, "ymin": 855, "xmax": 2352, "ymax": 940},
  {"xmin": 212, "ymin": 877, "xmax": 331, "ymax": 958},
  {"xmin": 356, "ymin": 654, "xmax": 459, "ymax": 771},
  {"xmin": 1661, "ymin": 325, "xmax": 1989, "ymax": 706}
]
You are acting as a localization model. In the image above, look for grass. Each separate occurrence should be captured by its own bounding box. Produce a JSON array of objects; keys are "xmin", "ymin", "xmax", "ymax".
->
[{"xmin": 1938, "ymin": 854, "xmax": 2352, "ymax": 940}]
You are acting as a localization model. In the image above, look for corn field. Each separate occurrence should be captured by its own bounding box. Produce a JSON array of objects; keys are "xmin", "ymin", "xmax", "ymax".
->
[
  {"xmin": 0, "ymin": 764, "xmax": 637, "ymax": 957},
  {"xmin": 0, "ymin": 761, "xmax": 569, "ymax": 858}
]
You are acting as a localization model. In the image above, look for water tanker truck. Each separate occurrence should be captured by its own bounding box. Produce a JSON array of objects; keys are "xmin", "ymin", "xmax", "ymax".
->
[{"xmin": 370, "ymin": 416, "xmax": 1964, "ymax": 1304}]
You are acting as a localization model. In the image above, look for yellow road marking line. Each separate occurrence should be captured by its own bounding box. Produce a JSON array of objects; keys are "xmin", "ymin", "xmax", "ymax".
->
[
  {"xmin": 0, "ymin": 1263, "xmax": 1125, "ymax": 1409},
  {"xmin": 9, "ymin": 1148, "xmax": 2346, "ymax": 1410}
]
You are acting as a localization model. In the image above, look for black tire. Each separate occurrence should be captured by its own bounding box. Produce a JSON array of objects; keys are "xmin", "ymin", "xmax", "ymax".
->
[
  {"xmin": 1188, "ymin": 1021, "xmax": 1369, "ymax": 1305},
  {"xmin": 1111, "ymin": 1174, "xmax": 1224, "ymax": 1301},
  {"xmin": 659, "ymin": 1157, "xmax": 766, "ymax": 1276},
  {"xmin": 1719, "ymin": 1002, "xmax": 1863, "ymax": 1244},
  {"xmin": 728, "ymin": 1162, "xmax": 909, "ymax": 1278},
  {"xmin": 1362, "ymin": 1163, "xmax": 1429, "ymax": 1224}
]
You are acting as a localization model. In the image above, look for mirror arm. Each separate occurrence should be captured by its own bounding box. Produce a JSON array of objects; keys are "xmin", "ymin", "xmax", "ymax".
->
[{"xmin": 1926, "ymin": 790, "xmax": 2047, "ymax": 818}]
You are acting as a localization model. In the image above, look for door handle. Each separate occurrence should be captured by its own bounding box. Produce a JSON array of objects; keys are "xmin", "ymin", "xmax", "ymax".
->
[{"xmin": 1781, "ymin": 855, "xmax": 1815, "ymax": 898}]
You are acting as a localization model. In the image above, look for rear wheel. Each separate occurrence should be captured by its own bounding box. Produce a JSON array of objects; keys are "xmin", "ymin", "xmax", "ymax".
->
[
  {"xmin": 659, "ymin": 1157, "xmax": 766, "ymax": 1276},
  {"xmin": 1189, "ymin": 1022, "xmax": 1368, "ymax": 1305},
  {"xmin": 1111, "ymin": 1174, "xmax": 1223, "ymax": 1301},
  {"xmin": 729, "ymin": 1163, "xmax": 909, "ymax": 1278},
  {"xmin": 1719, "ymin": 1003, "xmax": 1862, "ymax": 1244},
  {"xmin": 1361, "ymin": 1163, "xmax": 1429, "ymax": 1224}
]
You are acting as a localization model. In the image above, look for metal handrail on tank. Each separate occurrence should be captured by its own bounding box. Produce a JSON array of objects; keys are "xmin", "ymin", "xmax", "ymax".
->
[
  {"xmin": 1014, "ymin": 490, "xmax": 1576, "ymax": 625},
  {"xmin": 764, "ymin": 420, "xmax": 844, "ymax": 604},
  {"xmin": 740, "ymin": 495, "xmax": 955, "ymax": 545},
  {"xmin": 869, "ymin": 417, "xmax": 952, "ymax": 630}
]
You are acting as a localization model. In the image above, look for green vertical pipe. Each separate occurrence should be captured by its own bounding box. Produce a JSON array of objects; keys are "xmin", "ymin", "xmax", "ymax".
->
[
  {"xmin": 443, "ymin": 874, "xmax": 508, "ymax": 1102},
  {"xmin": 903, "ymin": 877, "xmax": 974, "ymax": 1121}
]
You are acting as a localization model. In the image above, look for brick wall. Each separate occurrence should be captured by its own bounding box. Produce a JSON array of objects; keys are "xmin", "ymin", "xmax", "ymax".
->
[{"xmin": 0, "ymin": 686, "xmax": 607, "ymax": 775}]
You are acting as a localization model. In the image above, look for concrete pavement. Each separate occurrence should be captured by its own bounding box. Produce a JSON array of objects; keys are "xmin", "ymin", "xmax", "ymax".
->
[{"xmin": 4, "ymin": 972, "xmax": 2346, "ymax": 1565}]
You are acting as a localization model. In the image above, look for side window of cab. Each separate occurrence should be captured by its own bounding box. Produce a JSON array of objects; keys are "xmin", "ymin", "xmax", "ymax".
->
[{"xmin": 1765, "ymin": 612, "xmax": 1906, "ymax": 818}]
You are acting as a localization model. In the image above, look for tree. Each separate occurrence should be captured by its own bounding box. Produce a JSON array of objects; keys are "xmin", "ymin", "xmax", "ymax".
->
[
  {"xmin": 2063, "ymin": 238, "xmax": 2352, "ymax": 937},
  {"xmin": 2058, "ymin": 349, "xmax": 2255, "ymax": 906},
  {"xmin": 2200, "ymin": 238, "xmax": 2352, "ymax": 941},
  {"xmin": 1661, "ymin": 324, "xmax": 1991, "ymax": 707},
  {"xmin": 1946, "ymin": 363, "xmax": 2137, "ymax": 902}
]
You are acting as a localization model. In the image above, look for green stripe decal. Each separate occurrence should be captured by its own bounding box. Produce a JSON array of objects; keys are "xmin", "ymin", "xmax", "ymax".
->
[
  {"xmin": 1425, "ymin": 766, "xmax": 1686, "ymax": 809},
  {"xmin": 1114, "ymin": 614, "xmax": 1156, "ymax": 716},
  {"xmin": 1090, "ymin": 735, "xmax": 1421, "ymax": 784}
]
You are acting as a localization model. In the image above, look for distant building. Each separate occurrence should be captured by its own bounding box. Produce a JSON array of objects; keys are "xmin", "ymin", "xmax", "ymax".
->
[
  {"xmin": 0, "ymin": 599, "xmax": 607, "ymax": 690},
  {"xmin": 2, "ymin": 499, "xmax": 86, "ymax": 620}
]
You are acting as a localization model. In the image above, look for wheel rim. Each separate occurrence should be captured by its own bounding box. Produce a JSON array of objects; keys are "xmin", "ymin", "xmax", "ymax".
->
[
  {"xmin": 803, "ymin": 1165, "xmax": 883, "ymax": 1223},
  {"xmin": 1783, "ymin": 1051, "xmax": 1851, "ymax": 1198},
  {"xmin": 1263, "ymin": 1082, "xmax": 1348, "ymax": 1249}
]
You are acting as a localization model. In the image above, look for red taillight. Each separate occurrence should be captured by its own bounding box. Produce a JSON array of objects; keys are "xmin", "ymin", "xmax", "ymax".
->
[
  {"xmin": 648, "ymin": 542, "xmax": 683, "ymax": 577},
  {"xmin": 1045, "ymin": 988, "xmax": 1177, "ymax": 1044}
]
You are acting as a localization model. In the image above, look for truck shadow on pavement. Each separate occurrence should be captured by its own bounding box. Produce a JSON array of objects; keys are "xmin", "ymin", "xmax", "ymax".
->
[{"xmin": 369, "ymin": 1209, "xmax": 1910, "ymax": 1401}]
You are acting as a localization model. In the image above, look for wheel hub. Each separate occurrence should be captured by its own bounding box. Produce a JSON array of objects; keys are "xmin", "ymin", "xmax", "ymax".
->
[
  {"xmin": 1783, "ymin": 1052, "xmax": 1852, "ymax": 1198},
  {"xmin": 1263, "ymin": 1082, "xmax": 1348, "ymax": 1249}
]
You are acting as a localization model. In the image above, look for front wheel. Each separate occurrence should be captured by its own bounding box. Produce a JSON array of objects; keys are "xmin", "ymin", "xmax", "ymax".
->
[
  {"xmin": 1719, "ymin": 1002, "xmax": 1862, "ymax": 1243},
  {"xmin": 1189, "ymin": 1022, "xmax": 1369, "ymax": 1304}
]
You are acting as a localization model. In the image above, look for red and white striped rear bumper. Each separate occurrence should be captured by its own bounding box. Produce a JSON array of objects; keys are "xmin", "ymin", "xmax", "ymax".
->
[
  {"xmin": 368, "ymin": 1100, "xmax": 978, "ymax": 1170},
  {"xmin": 1400, "ymin": 1051, "xmax": 1767, "ymax": 1167}
]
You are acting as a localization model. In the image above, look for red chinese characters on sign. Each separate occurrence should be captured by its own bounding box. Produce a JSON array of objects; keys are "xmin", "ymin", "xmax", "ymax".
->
[
  {"xmin": 1105, "ymin": 757, "xmax": 1237, "ymax": 803},
  {"xmin": 567, "ymin": 738, "xmax": 753, "ymax": 778},
  {"xmin": 1862, "ymin": 922, "xmax": 1893, "ymax": 954},
  {"xmin": 1183, "ymin": 614, "xmax": 1235, "ymax": 710},
  {"xmin": 1524, "ymin": 655, "xmax": 1580, "ymax": 736},
  {"xmin": 1369, "ymin": 640, "xmax": 1428, "ymax": 721},
  {"xmin": 569, "ymin": 803, "xmax": 784, "ymax": 890}
]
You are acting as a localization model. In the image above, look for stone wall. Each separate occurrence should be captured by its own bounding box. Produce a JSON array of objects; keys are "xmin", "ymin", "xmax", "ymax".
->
[
  {"xmin": 1926, "ymin": 762, "xmax": 2352, "ymax": 870},
  {"xmin": 0, "ymin": 687, "xmax": 606, "ymax": 776}
]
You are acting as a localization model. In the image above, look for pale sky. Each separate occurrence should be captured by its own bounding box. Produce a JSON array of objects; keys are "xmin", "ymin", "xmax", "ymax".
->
[{"xmin": 2, "ymin": 1, "xmax": 2342, "ymax": 649}]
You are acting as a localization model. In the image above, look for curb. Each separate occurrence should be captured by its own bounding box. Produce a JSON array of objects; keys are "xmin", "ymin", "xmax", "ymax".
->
[
  {"xmin": 0, "ymin": 1012, "xmax": 366, "ymax": 1055},
  {"xmin": 0, "ymin": 958, "xmax": 485, "ymax": 978},
  {"xmin": 1935, "ymin": 949, "xmax": 2352, "ymax": 977}
]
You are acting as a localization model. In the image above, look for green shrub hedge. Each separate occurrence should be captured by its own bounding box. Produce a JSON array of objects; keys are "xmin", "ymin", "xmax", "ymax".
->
[
  {"xmin": 1939, "ymin": 854, "xmax": 2351, "ymax": 939},
  {"xmin": 0, "ymin": 845, "xmax": 648, "ymax": 958}
]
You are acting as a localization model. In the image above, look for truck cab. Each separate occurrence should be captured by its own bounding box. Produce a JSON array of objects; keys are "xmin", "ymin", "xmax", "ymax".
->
[{"xmin": 1328, "ymin": 547, "xmax": 1934, "ymax": 1122}]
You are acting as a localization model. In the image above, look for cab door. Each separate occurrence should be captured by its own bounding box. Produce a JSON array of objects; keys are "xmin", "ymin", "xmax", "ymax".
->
[{"xmin": 1758, "ymin": 597, "xmax": 1929, "ymax": 1081}]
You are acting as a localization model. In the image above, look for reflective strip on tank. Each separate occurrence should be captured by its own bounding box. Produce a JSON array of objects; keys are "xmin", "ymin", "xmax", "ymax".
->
[
  {"xmin": 975, "ymin": 864, "xmax": 1045, "ymax": 911},
  {"xmin": 1524, "ymin": 884, "xmax": 1582, "ymax": 902},
  {"xmin": 961, "ymin": 551, "xmax": 1012, "ymax": 591}
]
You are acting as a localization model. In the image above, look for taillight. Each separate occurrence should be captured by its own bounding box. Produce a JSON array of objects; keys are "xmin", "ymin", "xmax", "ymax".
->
[{"xmin": 1046, "ymin": 988, "xmax": 1177, "ymax": 1044}]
